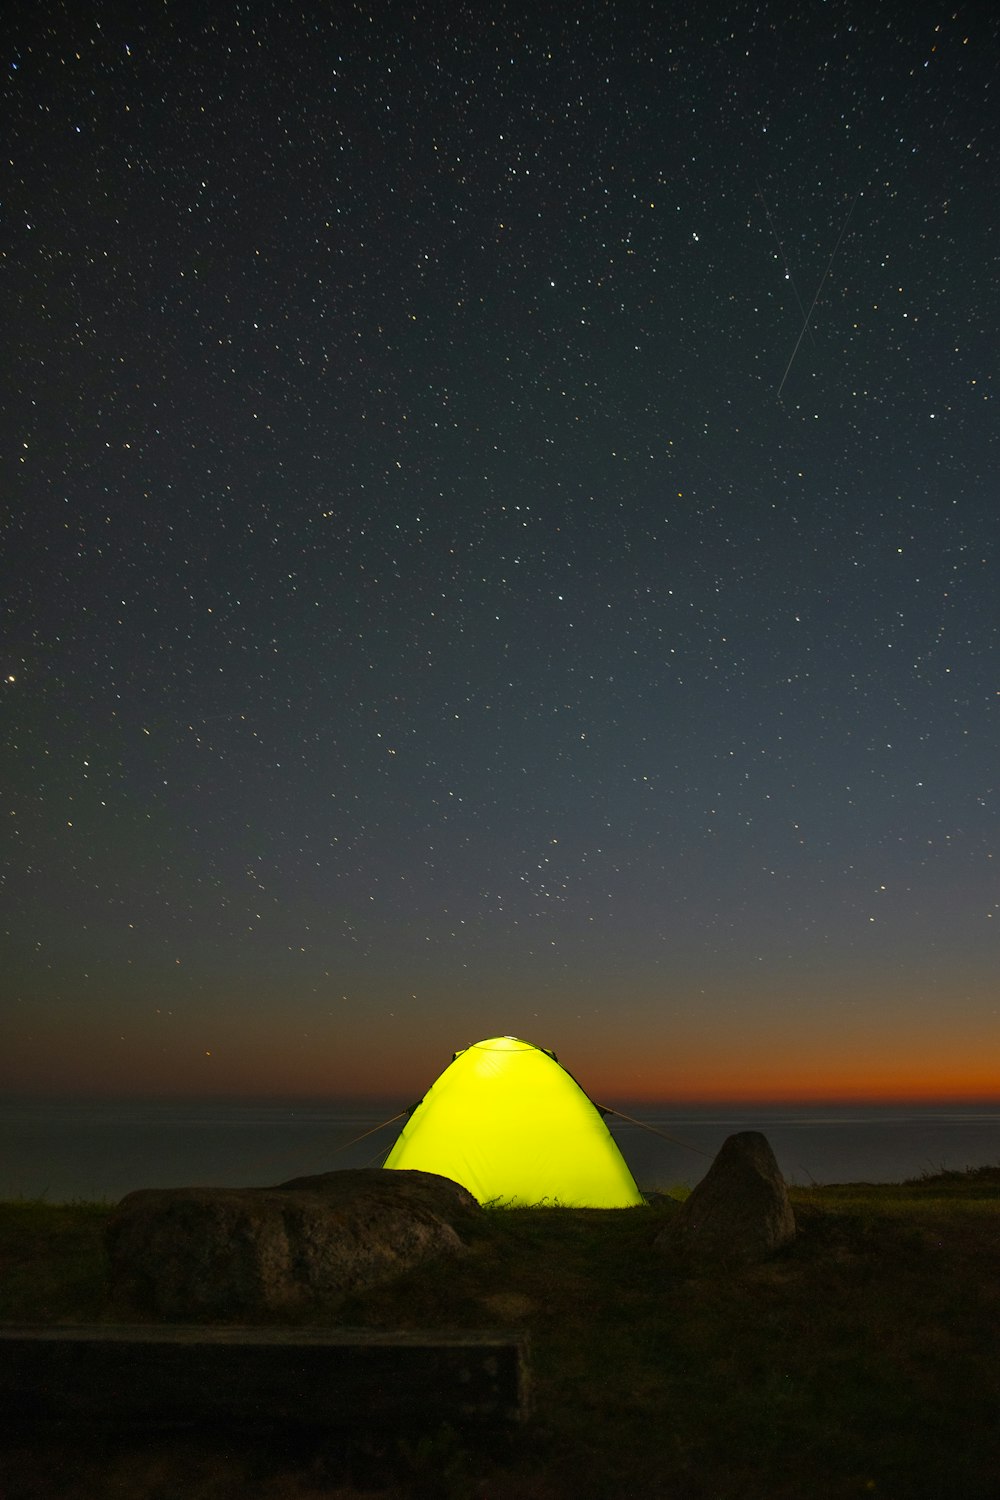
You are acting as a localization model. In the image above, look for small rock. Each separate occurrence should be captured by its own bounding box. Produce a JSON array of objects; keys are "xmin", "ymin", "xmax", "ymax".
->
[
  {"xmin": 655, "ymin": 1131, "xmax": 795, "ymax": 1263},
  {"xmin": 106, "ymin": 1168, "xmax": 480, "ymax": 1319}
]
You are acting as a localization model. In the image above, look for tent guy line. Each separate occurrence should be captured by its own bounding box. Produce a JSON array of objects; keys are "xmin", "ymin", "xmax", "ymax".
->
[
  {"xmin": 326, "ymin": 1087, "xmax": 717, "ymax": 1183},
  {"xmin": 332, "ymin": 1110, "xmax": 409, "ymax": 1157},
  {"xmin": 601, "ymin": 1106, "xmax": 716, "ymax": 1160}
]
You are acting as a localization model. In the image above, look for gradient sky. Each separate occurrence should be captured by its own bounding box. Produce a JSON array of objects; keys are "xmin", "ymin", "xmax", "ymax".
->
[{"xmin": 3, "ymin": 0, "xmax": 998, "ymax": 1106}]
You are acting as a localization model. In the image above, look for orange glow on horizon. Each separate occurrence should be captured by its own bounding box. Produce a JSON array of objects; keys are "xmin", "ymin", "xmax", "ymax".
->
[
  {"xmin": 9, "ymin": 1068, "xmax": 997, "ymax": 1110},
  {"xmin": 594, "ymin": 1065, "xmax": 1000, "ymax": 1109},
  {"xmin": 606, "ymin": 1080, "xmax": 1000, "ymax": 1108},
  {"xmin": 4, "ymin": 1009, "xmax": 997, "ymax": 1108}
]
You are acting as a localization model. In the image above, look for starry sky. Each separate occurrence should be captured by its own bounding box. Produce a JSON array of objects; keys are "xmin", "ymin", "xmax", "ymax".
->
[{"xmin": 3, "ymin": 0, "xmax": 999, "ymax": 1106}]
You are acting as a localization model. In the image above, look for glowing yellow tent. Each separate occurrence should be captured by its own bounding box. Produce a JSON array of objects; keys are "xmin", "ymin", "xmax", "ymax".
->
[{"xmin": 383, "ymin": 1035, "xmax": 644, "ymax": 1207}]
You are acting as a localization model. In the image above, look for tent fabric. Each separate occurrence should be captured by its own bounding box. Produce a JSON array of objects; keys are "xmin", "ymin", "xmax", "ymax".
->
[{"xmin": 383, "ymin": 1035, "xmax": 644, "ymax": 1207}]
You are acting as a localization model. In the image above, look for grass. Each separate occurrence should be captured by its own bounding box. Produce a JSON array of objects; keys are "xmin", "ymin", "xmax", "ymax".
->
[
  {"xmin": 1, "ymin": 1168, "xmax": 999, "ymax": 1498},
  {"xmin": 0, "ymin": 1198, "xmax": 112, "ymax": 1322}
]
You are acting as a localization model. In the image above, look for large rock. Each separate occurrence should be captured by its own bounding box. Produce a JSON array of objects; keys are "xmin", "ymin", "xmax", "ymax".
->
[
  {"xmin": 106, "ymin": 1168, "xmax": 481, "ymax": 1319},
  {"xmin": 656, "ymin": 1131, "xmax": 795, "ymax": 1264}
]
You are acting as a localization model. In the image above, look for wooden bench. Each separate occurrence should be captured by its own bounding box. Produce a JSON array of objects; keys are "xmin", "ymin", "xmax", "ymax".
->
[{"xmin": 0, "ymin": 1324, "xmax": 530, "ymax": 1428}]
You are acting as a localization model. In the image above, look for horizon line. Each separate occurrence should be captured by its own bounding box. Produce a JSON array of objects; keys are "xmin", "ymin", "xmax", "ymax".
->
[{"xmin": 4, "ymin": 1088, "xmax": 1000, "ymax": 1111}]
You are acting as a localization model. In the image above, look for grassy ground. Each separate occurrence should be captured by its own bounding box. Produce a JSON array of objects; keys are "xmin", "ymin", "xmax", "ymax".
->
[{"xmin": 1, "ymin": 1169, "xmax": 999, "ymax": 1499}]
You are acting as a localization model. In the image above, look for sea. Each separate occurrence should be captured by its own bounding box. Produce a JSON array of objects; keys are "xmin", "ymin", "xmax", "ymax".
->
[{"xmin": 1, "ymin": 1099, "xmax": 998, "ymax": 1203}]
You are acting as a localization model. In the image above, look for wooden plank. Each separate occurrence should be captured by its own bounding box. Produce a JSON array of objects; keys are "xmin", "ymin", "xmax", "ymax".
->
[{"xmin": 0, "ymin": 1324, "xmax": 530, "ymax": 1427}]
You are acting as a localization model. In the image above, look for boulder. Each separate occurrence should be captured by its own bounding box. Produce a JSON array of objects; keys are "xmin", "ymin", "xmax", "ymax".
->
[
  {"xmin": 106, "ymin": 1168, "xmax": 481, "ymax": 1319},
  {"xmin": 655, "ymin": 1131, "xmax": 795, "ymax": 1264}
]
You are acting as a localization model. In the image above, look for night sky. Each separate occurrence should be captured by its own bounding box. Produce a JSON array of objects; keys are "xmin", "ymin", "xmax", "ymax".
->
[{"xmin": 4, "ymin": 1, "xmax": 999, "ymax": 1105}]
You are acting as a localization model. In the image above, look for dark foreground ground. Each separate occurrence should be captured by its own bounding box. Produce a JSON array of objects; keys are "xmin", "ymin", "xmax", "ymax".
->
[{"xmin": 1, "ymin": 1168, "xmax": 999, "ymax": 1500}]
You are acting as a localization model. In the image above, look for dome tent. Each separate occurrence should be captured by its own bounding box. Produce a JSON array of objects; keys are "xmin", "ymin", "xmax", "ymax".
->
[{"xmin": 383, "ymin": 1035, "xmax": 644, "ymax": 1207}]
